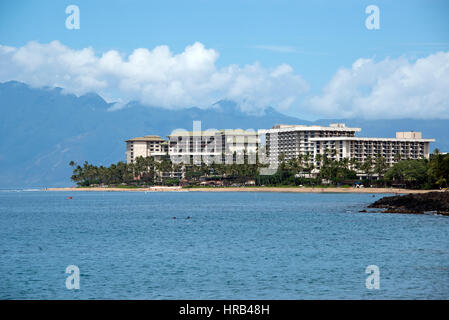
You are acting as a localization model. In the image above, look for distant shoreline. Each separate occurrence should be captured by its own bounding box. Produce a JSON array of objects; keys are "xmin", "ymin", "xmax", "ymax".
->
[{"xmin": 44, "ymin": 187, "xmax": 443, "ymax": 194}]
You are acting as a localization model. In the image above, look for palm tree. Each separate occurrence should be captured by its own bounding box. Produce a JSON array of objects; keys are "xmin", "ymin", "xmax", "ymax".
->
[
  {"xmin": 315, "ymin": 153, "xmax": 322, "ymax": 168},
  {"xmin": 349, "ymin": 158, "xmax": 360, "ymax": 171},
  {"xmin": 278, "ymin": 152, "xmax": 286, "ymax": 167},
  {"xmin": 134, "ymin": 156, "xmax": 147, "ymax": 183},
  {"xmin": 341, "ymin": 157, "xmax": 350, "ymax": 171},
  {"xmin": 361, "ymin": 156, "xmax": 374, "ymax": 185},
  {"xmin": 374, "ymin": 155, "xmax": 388, "ymax": 184}
]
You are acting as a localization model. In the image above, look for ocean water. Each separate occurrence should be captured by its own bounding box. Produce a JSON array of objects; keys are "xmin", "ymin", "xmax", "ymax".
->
[{"xmin": 0, "ymin": 190, "xmax": 448, "ymax": 299}]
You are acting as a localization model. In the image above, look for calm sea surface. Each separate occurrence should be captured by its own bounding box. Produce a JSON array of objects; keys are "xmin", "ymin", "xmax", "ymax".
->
[{"xmin": 0, "ymin": 190, "xmax": 448, "ymax": 299}]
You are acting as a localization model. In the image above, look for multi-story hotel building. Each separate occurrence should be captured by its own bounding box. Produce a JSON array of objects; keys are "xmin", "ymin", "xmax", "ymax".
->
[
  {"xmin": 263, "ymin": 123, "xmax": 434, "ymax": 169},
  {"xmin": 168, "ymin": 129, "xmax": 259, "ymax": 165},
  {"xmin": 125, "ymin": 130, "xmax": 259, "ymax": 165},
  {"xmin": 263, "ymin": 123, "xmax": 362, "ymax": 165},
  {"xmin": 125, "ymin": 135, "xmax": 168, "ymax": 164},
  {"xmin": 310, "ymin": 131, "xmax": 434, "ymax": 169}
]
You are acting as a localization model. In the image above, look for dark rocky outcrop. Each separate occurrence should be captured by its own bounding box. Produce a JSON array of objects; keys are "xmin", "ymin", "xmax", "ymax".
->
[{"xmin": 368, "ymin": 191, "xmax": 449, "ymax": 216}]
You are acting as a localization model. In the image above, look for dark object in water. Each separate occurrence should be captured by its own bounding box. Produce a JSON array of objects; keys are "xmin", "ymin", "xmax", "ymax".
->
[
  {"xmin": 368, "ymin": 191, "xmax": 449, "ymax": 216},
  {"xmin": 186, "ymin": 216, "xmax": 190, "ymax": 219},
  {"xmin": 173, "ymin": 216, "xmax": 176, "ymax": 219},
  {"xmin": 359, "ymin": 209, "xmax": 367, "ymax": 213}
]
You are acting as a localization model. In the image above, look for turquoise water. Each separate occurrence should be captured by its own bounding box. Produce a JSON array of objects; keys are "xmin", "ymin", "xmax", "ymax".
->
[{"xmin": 0, "ymin": 191, "xmax": 448, "ymax": 299}]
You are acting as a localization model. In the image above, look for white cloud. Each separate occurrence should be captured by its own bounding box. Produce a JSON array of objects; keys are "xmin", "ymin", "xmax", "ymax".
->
[
  {"xmin": 0, "ymin": 41, "xmax": 309, "ymax": 113},
  {"xmin": 307, "ymin": 52, "xmax": 449, "ymax": 119}
]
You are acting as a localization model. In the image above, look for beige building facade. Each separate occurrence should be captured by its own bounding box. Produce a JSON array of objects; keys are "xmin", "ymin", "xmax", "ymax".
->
[
  {"xmin": 125, "ymin": 135, "xmax": 168, "ymax": 164},
  {"xmin": 168, "ymin": 129, "xmax": 259, "ymax": 165},
  {"xmin": 125, "ymin": 130, "xmax": 260, "ymax": 166}
]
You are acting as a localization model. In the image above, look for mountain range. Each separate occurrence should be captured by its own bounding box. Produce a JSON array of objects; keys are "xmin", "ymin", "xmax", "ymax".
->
[{"xmin": 0, "ymin": 81, "xmax": 447, "ymax": 188}]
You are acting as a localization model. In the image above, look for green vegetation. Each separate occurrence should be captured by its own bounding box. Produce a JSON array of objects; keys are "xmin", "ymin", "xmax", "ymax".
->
[
  {"xmin": 383, "ymin": 149, "xmax": 449, "ymax": 189},
  {"xmin": 384, "ymin": 159, "xmax": 429, "ymax": 189},
  {"xmin": 69, "ymin": 150, "xmax": 449, "ymax": 189}
]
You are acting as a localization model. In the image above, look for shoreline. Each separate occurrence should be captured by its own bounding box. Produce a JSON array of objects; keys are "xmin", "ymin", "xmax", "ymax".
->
[{"xmin": 44, "ymin": 186, "xmax": 444, "ymax": 194}]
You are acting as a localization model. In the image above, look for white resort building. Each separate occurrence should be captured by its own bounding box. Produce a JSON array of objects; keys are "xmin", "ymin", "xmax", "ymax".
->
[
  {"xmin": 263, "ymin": 123, "xmax": 435, "ymax": 170},
  {"xmin": 125, "ymin": 135, "xmax": 168, "ymax": 164},
  {"xmin": 126, "ymin": 130, "xmax": 259, "ymax": 165},
  {"xmin": 167, "ymin": 129, "xmax": 259, "ymax": 165},
  {"xmin": 263, "ymin": 123, "xmax": 362, "ymax": 165},
  {"xmin": 310, "ymin": 131, "xmax": 434, "ymax": 169}
]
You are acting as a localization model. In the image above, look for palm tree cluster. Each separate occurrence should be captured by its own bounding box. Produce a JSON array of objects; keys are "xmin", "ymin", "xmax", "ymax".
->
[
  {"xmin": 69, "ymin": 156, "xmax": 175, "ymax": 187},
  {"xmin": 184, "ymin": 162, "xmax": 260, "ymax": 183},
  {"xmin": 272, "ymin": 151, "xmax": 359, "ymax": 186},
  {"xmin": 69, "ymin": 160, "xmax": 134, "ymax": 186}
]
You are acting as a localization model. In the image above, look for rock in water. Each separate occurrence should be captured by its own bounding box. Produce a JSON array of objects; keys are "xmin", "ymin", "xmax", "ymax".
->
[{"xmin": 368, "ymin": 191, "xmax": 449, "ymax": 215}]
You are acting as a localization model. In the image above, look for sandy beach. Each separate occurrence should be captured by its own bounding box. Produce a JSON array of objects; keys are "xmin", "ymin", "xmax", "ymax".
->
[{"xmin": 45, "ymin": 186, "xmax": 443, "ymax": 194}]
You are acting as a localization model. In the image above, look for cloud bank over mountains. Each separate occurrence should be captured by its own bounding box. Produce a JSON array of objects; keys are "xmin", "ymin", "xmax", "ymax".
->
[
  {"xmin": 0, "ymin": 40, "xmax": 448, "ymax": 119},
  {"xmin": 0, "ymin": 41, "xmax": 308, "ymax": 114}
]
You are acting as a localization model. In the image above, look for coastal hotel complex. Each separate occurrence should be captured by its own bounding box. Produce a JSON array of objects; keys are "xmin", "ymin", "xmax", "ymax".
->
[
  {"xmin": 126, "ymin": 129, "xmax": 259, "ymax": 165},
  {"xmin": 264, "ymin": 124, "xmax": 434, "ymax": 169},
  {"xmin": 126, "ymin": 123, "xmax": 435, "ymax": 175}
]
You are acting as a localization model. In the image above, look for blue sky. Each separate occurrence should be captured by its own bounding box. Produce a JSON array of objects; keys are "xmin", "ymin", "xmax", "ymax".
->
[{"xmin": 1, "ymin": 0, "xmax": 449, "ymax": 119}]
